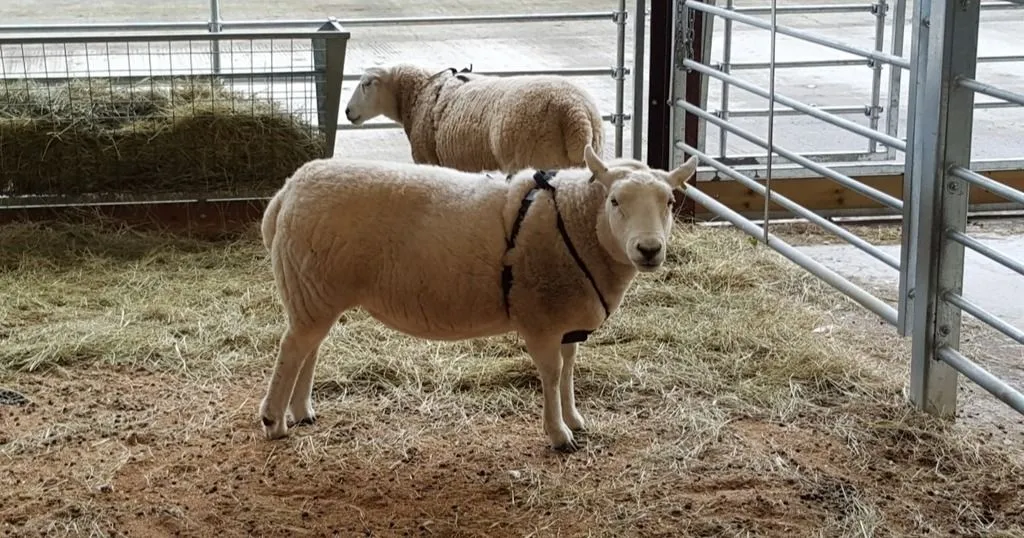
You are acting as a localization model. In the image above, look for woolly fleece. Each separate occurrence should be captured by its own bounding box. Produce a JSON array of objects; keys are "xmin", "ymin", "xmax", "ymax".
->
[
  {"xmin": 346, "ymin": 63, "xmax": 606, "ymax": 173},
  {"xmin": 258, "ymin": 150, "xmax": 698, "ymax": 450}
]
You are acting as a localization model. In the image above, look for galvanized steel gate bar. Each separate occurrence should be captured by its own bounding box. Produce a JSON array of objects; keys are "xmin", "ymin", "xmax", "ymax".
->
[{"xmin": 664, "ymin": 0, "xmax": 1024, "ymax": 419}]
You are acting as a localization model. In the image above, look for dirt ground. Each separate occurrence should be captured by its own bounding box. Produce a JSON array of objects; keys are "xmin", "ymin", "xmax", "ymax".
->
[{"xmin": 2, "ymin": 221, "xmax": 1023, "ymax": 537}]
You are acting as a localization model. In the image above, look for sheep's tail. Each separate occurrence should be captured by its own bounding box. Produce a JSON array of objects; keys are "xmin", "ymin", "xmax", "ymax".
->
[
  {"xmin": 261, "ymin": 185, "xmax": 286, "ymax": 251},
  {"xmin": 563, "ymin": 97, "xmax": 606, "ymax": 164}
]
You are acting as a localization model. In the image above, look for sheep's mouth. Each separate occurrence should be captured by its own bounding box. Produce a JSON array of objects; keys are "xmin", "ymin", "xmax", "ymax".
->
[
  {"xmin": 635, "ymin": 260, "xmax": 662, "ymax": 272},
  {"xmin": 347, "ymin": 114, "xmax": 362, "ymax": 124}
]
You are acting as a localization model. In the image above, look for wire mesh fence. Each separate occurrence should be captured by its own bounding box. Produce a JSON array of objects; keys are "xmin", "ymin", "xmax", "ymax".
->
[{"xmin": 0, "ymin": 25, "xmax": 348, "ymax": 204}]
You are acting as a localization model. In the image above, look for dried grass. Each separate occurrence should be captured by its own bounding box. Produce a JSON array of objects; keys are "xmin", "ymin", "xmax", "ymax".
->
[
  {"xmin": 0, "ymin": 77, "xmax": 325, "ymax": 197},
  {"xmin": 1, "ymin": 220, "xmax": 1022, "ymax": 536}
]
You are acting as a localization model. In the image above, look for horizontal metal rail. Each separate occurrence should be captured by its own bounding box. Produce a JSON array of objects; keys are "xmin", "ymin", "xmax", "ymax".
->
[
  {"xmin": 958, "ymin": 76, "xmax": 1024, "ymax": 107},
  {"xmin": 0, "ymin": 12, "xmax": 613, "ymax": 34},
  {"xmin": 0, "ymin": 27, "xmax": 349, "ymax": 45},
  {"xmin": 681, "ymin": 143, "xmax": 901, "ymax": 270},
  {"xmin": 944, "ymin": 291, "xmax": 1024, "ymax": 345},
  {"xmin": 728, "ymin": 54, "xmax": 1024, "ymax": 71},
  {"xmin": 946, "ymin": 230, "xmax": 1024, "ymax": 279},
  {"xmin": 676, "ymin": 99, "xmax": 905, "ymax": 210},
  {"xmin": 979, "ymin": 55, "xmax": 1024, "ymax": 63},
  {"xmin": 728, "ymin": 59, "xmax": 868, "ymax": 70},
  {"xmin": 936, "ymin": 347, "xmax": 1024, "ymax": 416},
  {"xmin": 720, "ymin": 105, "xmax": 868, "ymax": 118},
  {"xmin": 683, "ymin": 59, "xmax": 907, "ymax": 151},
  {"xmin": 686, "ymin": 1, "xmax": 911, "ymax": 69},
  {"xmin": 684, "ymin": 185, "xmax": 900, "ymax": 326},
  {"xmin": 734, "ymin": 3, "xmax": 874, "ymax": 14},
  {"xmin": 949, "ymin": 166, "xmax": 1024, "ymax": 206},
  {"xmin": 976, "ymin": 101, "xmax": 1024, "ymax": 109},
  {"xmin": 979, "ymin": 0, "xmax": 1024, "ymax": 9},
  {"xmin": 0, "ymin": 71, "xmax": 321, "ymax": 84}
]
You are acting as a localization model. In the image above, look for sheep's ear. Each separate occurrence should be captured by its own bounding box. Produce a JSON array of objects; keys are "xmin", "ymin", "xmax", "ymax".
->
[
  {"xmin": 583, "ymin": 145, "xmax": 607, "ymax": 180},
  {"xmin": 666, "ymin": 156, "xmax": 699, "ymax": 191}
]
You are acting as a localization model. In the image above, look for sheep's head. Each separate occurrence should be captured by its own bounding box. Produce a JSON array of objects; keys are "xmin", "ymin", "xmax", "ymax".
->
[
  {"xmin": 585, "ymin": 145, "xmax": 698, "ymax": 272},
  {"xmin": 344, "ymin": 67, "xmax": 394, "ymax": 125}
]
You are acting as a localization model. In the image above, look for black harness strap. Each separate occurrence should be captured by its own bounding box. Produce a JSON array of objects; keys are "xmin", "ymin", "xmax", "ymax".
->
[{"xmin": 501, "ymin": 170, "xmax": 611, "ymax": 344}]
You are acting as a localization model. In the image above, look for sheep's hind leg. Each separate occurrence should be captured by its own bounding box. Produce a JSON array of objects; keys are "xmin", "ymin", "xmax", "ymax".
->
[
  {"xmin": 287, "ymin": 341, "xmax": 325, "ymax": 427},
  {"xmin": 560, "ymin": 343, "xmax": 586, "ymax": 432},
  {"xmin": 524, "ymin": 335, "xmax": 578, "ymax": 452},
  {"xmin": 260, "ymin": 322, "xmax": 333, "ymax": 440}
]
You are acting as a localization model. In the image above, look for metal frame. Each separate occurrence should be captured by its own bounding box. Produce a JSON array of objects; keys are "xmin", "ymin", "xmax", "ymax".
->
[
  {"xmin": 665, "ymin": 0, "xmax": 1024, "ymax": 420},
  {"xmin": 0, "ymin": 3, "xmax": 650, "ymax": 161},
  {"xmin": 0, "ymin": 22, "xmax": 351, "ymax": 205},
  {"xmin": 904, "ymin": 0, "xmax": 1024, "ymax": 415},
  {"xmin": 670, "ymin": 0, "xmax": 1024, "ymax": 170}
]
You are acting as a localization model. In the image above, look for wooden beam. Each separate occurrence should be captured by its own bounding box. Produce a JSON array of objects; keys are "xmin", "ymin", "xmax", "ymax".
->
[{"xmin": 691, "ymin": 169, "xmax": 1024, "ymax": 219}]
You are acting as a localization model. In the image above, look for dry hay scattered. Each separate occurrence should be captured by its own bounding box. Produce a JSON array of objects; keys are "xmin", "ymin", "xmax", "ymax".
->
[
  {"xmin": 1, "ymin": 219, "xmax": 1023, "ymax": 537},
  {"xmin": 0, "ymin": 77, "xmax": 325, "ymax": 198}
]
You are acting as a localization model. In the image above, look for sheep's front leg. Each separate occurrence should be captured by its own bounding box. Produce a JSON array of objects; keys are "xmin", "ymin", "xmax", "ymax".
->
[
  {"xmin": 560, "ymin": 343, "xmax": 586, "ymax": 432},
  {"xmin": 524, "ymin": 335, "xmax": 578, "ymax": 452}
]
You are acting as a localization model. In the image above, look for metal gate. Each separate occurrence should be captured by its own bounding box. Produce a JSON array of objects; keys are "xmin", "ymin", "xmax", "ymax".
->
[{"xmin": 667, "ymin": 0, "xmax": 1024, "ymax": 417}]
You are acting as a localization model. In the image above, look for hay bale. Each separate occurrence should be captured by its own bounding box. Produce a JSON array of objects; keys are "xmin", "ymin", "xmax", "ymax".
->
[{"xmin": 0, "ymin": 77, "xmax": 327, "ymax": 198}]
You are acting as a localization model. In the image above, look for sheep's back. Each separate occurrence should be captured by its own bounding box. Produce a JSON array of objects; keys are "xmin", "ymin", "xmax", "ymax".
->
[{"xmin": 270, "ymin": 157, "xmax": 516, "ymax": 329}]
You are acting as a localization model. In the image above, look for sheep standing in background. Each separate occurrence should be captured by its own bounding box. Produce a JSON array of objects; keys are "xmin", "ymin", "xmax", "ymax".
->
[
  {"xmin": 343, "ymin": 63, "xmax": 606, "ymax": 173},
  {"xmin": 257, "ymin": 145, "xmax": 699, "ymax": 452}
]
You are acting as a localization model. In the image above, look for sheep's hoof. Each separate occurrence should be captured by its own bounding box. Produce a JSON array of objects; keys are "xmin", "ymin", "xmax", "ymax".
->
[
  {"xmin": 564, "ymin": 412, "xmax": 586, "ymax": 432},
  {"xmin": 261, "ymin": 416, "xmax": 289, "ymax": 440},
  {"xmin": 551, "ymin": 440, "xmax": 580, "ymax": 453}
]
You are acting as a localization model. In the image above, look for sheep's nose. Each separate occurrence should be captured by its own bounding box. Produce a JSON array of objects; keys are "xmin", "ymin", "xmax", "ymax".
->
[
  {"xmin": 637, "ymin": 243, "xmax": 663, "ymax": 260},
  {"xmin": 344, "ymin": 107, "xmax": 351, "ymax": 116}
]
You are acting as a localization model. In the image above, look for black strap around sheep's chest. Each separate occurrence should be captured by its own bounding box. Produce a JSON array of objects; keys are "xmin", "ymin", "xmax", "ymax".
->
[{"xmin": 501, "ymin": 170, "xmax": 610, "ymax": 344}]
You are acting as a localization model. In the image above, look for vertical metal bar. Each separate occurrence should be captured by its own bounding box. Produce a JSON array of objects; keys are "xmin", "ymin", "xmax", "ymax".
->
[
  {"xmin": 632, "ymin": 0, "xmax": 647, "ymax": 160},
  {"xmin": 671, "ymin": 0, "xmax": 690, "ymax": 171},
  {"xmin": 763, "ymin": 0, "xmax": 778, "ymax": 242},
  {"xmin": 886, "ymin": 0, "xmax": 907, "ymax": 160},
  {"xmin": 672, "ymin": 0, "xmax": 712, "ymax": 219},
  {"xmin": 897, "ymin": 0, "xmax": 925, "ymax": 336},
  {"xmin": 906, "ymin": 0, "xmax": 981, "ymax": 417},
  {"xmin": 208, "ymin": 0, "xmax": 222, "ymax": 74},
  {"xmin": 313, "ymin": 19, "xmax": 347, "ymax": 158},
  {"xmin": 718, "ymin": 0, "xmax": 733, "ymax": 159},
  {"xmin": 614, "ymin": 0, "xmax": 628, "ymax": 157},
  {"xmin": 694, "ymin": 1, "xmax": 715, "ymax": 157},
  {"xmin": 868, "ymin": 0, "xmax": 887, "ymax": 154},
  {"xmin": 646, "ymin": 0, "xmax": 675, "ymax": 171}
]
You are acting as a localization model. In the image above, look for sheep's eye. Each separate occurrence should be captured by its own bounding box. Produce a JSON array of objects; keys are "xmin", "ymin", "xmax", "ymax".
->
[{"xmin": 610, "ymin": 198, "xmax": 619, "ymax": 207}]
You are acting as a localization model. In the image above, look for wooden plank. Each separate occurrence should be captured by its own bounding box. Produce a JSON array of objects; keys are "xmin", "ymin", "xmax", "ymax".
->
[
  {"xmin": 0, "ymin": 199, "xmax": 269, "ymax": 239},
  {"xmin": 691, "ymin": 169, "xmax": 1024, "ymax": 219}
]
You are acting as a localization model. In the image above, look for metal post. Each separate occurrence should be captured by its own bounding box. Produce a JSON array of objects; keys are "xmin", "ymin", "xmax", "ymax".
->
[
  {"xmin": 631, "ymin": 0, "xmax": 647, "ymax": 160},
  {"xmin": 905, "ymin": 0, "xmax": 981, "ymax": 417},
  {"xmin": 646, "ymin": 0, "xmax": 675, "ymax": 171},
  {"xmin": 718, "ymin": 0, "xmax": 734, "ymax": 159},
  {"xmin": 886, "ymin": 0, "xmax": 907, "ymax": 161},
  {"xmin": 614, "ymin": 0, "xmax": 629, "ymax": 157},
  {"xmin": 312, "ymin": 19, "xmax": 348, "ymax": 158},
  {"xmin": 867, "ymin": 0, "xmax": 887, "ymax": 154},
  {"xmin": 672, "ymin": 0, "xmax": 713, "ymax": 218},
  {"xmin": 208, "ymin": 0, "xmax": 222, "ymax": 74}
]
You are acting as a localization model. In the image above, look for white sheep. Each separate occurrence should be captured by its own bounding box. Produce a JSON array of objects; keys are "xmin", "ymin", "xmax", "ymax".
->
[
  {"xmin": 258, "ymin": 146, "xmax": 699, "ymax": 452},
  {"xmin": 343, "ymin": 63, "xmax": 607, "ymax": 174}
]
